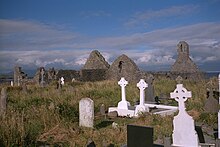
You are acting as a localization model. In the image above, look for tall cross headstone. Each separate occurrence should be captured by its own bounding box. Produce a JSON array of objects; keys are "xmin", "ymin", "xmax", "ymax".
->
[
  {"xmin": 79, "ymin": 98, "xmax": 94, "ymax": 128},
  {"xmin": 40, "ymin": 68, "xmax": 45, "ymax": 87},
  {"xmin": 135, "ymin": 79, "xmax": 149, "ymax": 115},
  {"xmin": 170, "ymin": 84, "xmax": 198, "ymax": 147},
  {"xmin": 17, "ymin": 75, "xmax": 20, "ymax": 86},
  {"xmin": 117, "ymin": 77, "xmax": 130, "ymax": 110}
]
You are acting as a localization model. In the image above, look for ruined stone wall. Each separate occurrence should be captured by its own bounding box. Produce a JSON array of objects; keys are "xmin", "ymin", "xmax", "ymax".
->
[{"xmin": 80, "ymin": 69, "xmax": 107, "ymax": 82}]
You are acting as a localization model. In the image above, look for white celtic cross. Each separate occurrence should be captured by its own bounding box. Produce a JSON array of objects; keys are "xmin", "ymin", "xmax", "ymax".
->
[
  {"xmin": 118, "ymin": 77, "xmax": 128, "ymax": 102},
  {"xmin": 137, "ymin": 79, "xmax": 148, "ymax": 106},
  {"xmin": 170, "ymin": 84, "xmax": 192, "ymax": 113}
]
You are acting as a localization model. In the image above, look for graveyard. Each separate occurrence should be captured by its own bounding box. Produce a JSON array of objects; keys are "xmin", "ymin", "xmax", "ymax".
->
[{"xmin": 0, "ymin": 75, "xmax": 219, "ymax": 146}]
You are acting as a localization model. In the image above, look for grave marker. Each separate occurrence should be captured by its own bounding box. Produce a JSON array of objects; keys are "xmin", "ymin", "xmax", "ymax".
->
[
  {"xmin": 170, "ymin": 84, "xmax": 198, "ymax": 147},
  {"xmin": 79, "ymin": 98, "xmax": 94, "ymax": 128},
  {"xmin": 135, "ymin": 79, "xmax": 149, "ymax": 115},
  {"xmin": 127, "ymin": 125, "xmax": 153, "ymax": 147},
  {"xmin": 117, "ymin": 77, "xmax": 130, "ymax": 110},
  {"xmin": 146, "ymin": 75, "xmax": 155, "ymax": 102},
  {"xmin": 61, "ymin": 77, "xmax": 64, "ymax": 85},
  {"xmin": 0, "ymin": 88, "xmax": 7, "ymax": 116}
]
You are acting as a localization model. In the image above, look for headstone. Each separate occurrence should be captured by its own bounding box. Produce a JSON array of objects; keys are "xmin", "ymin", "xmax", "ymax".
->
[
  {"xmin": 14, "ymin": 66, "xmax": 27, "ymax": 86},
  {"xmin": 86, "ymin": 138, "xmax": 96, "ymax": 147},
  {"xmin": 170, "ymin": 84, "xmax": 198, "ymax": 147},
  {"xmin": 100, "ymin": 104, "xmax": 106, "ymax": 115},
  {"xmin": 135, "ymin": 79, "xmax": 149, "ymax": 115},
  {"xmin": 195, "ymin": 126, "xmax": 205, "ymax": 143},
  {"xmin": 40, "ymin": 68, "xmax": 45, "ymax": 87},
  {"xmin": 146, "ymin": 75, "xmax": 155, "ymax": 102},
  {"xmin": 79, "ymin": 98, "xmax": 94, "ymax": 128},
  {"xmin": 10, "ymin": 81, "xmax": 13, "ymax": 87},
  {"xmin": 117, "ymin": 77, "xmax": 130, "ymax": 110},
  {"xmin": 176, "ymin": 75, "xmax": 183, "ymax": 84},
  {"xmin": 60, "ymin": 77, "xmax": 64, "ymax": 85},
  {"xmin": 22, "ymin": 83, "xmax": 27, "ymax": 93},
  {"xmin": 127, "ymin": 124, "xmax": 153, "ymax": 147},
  {"xmin": 204, "ymin": 88, "xmax": 218, "ymax": 113},
  {"xmin": 164, "ymin": 137, "xmax": 171, "ymax": 147},
  {"xmin": 0, "ymin": 88, "xmax": 7, "ymax": 115}
]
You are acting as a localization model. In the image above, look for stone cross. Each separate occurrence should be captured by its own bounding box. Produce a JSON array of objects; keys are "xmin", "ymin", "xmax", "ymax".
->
[
  {"xmin": 170, "ymin": 84, "xmax": 198, "ymax": 147},
  {"xmin": 176, "ymin": 76, "xmax": 183, "ymax": 84},
  {"xmin": 79, "ymin": 98, "xmax": 94, "ymax": 128},
  {"xmin": 61, "ymin": 77, "xmax": 64, "ymax": 85},
  {"xmin": 135, "ymin": 79, "xmax": 149, "ymax": 115},
  {"xmin": 170, "ymin": 84, "xmax": 192, "ymax": 113},
  {"xmin": 118, "ymin": 77, "xmax": 128, "ymax": 102},
  {"xmin": 40, "ymin": 68, "xmax": 45, "ymax": 84},
  {"xmin": 137, "ymin": 79, "xmax": 148, "ymax": 106},
  {"xmin": 117, "ymin": 77, "xmax": 130, "ymax": 110}
]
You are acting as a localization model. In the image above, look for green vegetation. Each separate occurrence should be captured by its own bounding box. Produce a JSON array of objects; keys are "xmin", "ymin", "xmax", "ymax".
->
[{"xmin": 0, "ymin": 77, "xmax": 218, "ymax": 146}]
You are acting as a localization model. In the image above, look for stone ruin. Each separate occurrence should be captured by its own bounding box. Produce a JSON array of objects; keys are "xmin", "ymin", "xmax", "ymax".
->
[
  {"xmin": 107, "ymin": 54, "xmax": 142, "ymax": 82},
  {"xmin": 14, "ymin": 66, "xmax": 27, "ymax": 86},
  {"xmin": 33, "ymin": 67, "xmax": 57, "ymax": 85},
  {"xmin": 170, "ymin": 41, "xmax": 203, "ymax": 80},
  {"xmin": 80, "ymin": 50, "xmax": 110, "ymax": 81}
]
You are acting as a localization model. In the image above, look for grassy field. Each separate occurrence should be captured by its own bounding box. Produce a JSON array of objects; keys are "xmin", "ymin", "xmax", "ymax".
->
[{"xmin": 0, "ymin": 77, "xmax": 218, "ymax": 146}]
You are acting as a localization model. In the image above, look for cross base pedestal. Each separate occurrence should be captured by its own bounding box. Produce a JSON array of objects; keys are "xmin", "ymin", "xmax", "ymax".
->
[{"xmin": 117, "ymin": 100, "xmax": 131, "ymax": 110}]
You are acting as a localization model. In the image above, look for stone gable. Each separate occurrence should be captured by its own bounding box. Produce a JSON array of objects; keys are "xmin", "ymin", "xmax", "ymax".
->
[
  {"xmin": 82, "ymin": 50, "xmax": 110, "ymax": 70},
  {"xmin": 106, "ymin": 54, "xmax": 141, "ymax": 81}
]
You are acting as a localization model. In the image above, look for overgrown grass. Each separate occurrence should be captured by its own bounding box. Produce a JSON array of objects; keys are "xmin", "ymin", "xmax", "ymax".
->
[{"xmin": 0, "ymin": 77, "xmax": 218, "ymax": 146}]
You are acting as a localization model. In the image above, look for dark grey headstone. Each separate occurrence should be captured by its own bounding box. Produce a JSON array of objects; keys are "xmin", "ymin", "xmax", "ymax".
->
[
  {"xmin": 204, "ymin": 89, "xmax": 218, "ymax": 113},
  {"xmin": 195, "ymin": 126, "xmax": 205, "ymax": 143},
  {"xmin": 146, "ymin": 75, "xmax": 155, "ymax": 102},
  {"xmin": 127, "ymin": 125, "xmax": 153, "ymax": 147}
]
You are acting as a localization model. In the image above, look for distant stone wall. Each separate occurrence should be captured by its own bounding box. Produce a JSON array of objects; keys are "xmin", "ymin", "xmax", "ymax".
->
[
  {"xmin": 57, "ymin": 70, "xmax": 80, "ymax": 82},
  {"xmin": 80, "ymin": 69, "xmax": 107, "ymax": 82}
]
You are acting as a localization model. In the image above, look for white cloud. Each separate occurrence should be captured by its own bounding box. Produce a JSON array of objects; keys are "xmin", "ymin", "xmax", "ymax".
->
[{"xmin": 0, "ymin": 19, "xmax": 220, "ymax": 72}]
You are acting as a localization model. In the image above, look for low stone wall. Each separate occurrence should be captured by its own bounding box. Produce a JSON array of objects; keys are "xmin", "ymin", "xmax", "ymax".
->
[{"xmin": 80, "ymin": 69, "xmax": 107, "ymax": 82}]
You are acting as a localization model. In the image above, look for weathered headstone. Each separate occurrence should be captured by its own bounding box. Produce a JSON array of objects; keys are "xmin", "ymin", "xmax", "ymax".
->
[
  {"xmin": 0, "ymin": 88, "xmax": 7, "ymax": 115},
  {"xmin": 22, "ymin": 83, "xmax": 27, "ymax": 93},
  {"xmin": 127, "ymin": 124, "xmax": 153, "ymax": 147},
  {"xmin": 135, "ymin": 79, "xmax": 149, "ymax": 115},
  {"xmin": 204, "ymin": 89, "xmax": 218, "ymax": 113},
  {"xmin": 170, "ymin": 84, "xmax": 198, "ymax": 147},
  {"xmin": 100, "ymin": 104, "xmax": 105, "ymax": 116},
  {"xmin": 117, "ymin": 77, "xmax": 130, "ymax": 110},
  {"xmin": 176, "ymin": 75, "xmax": 183, "ymax": 84},
  {"xmin": 40, "ymin": 68, "xmax": 45, "ymax": 87},
  {"xmin": 14, "ymin": 66, "xmax": 27, "ymax": 86},
  {"xmin": 146, "ymin": 75, "xmax": 155, "ymax": 103},
  {"xmin": 79, "ymin": 98, "xmax": 94, "ymax": 128}
]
